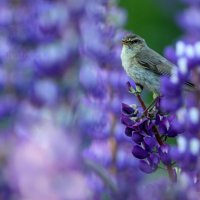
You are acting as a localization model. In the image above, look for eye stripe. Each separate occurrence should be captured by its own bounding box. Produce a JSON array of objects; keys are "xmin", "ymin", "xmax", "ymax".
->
[
  {"xmin": 122, "ymin": 34, "xmax": 141, "ymax": 43},
  {"xmin": 127, "ymin": 37, "xmax": 137, "ymax": 41},
  {"xmin": 122, "ymin": 34, "xmax": 143, "ymax": 45},
  {"xmin": 124, "ymin": 39, "xmax": 140, "ymax": 43},
  {"xmin": 132, "ymin": 39, "xmax": 140, "ymax": 43}
]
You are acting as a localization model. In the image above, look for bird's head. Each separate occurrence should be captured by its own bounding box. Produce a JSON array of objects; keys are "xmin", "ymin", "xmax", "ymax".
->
[{"xmin": 122, "ymin": 34, "xmax": 146, "ymax": 54}]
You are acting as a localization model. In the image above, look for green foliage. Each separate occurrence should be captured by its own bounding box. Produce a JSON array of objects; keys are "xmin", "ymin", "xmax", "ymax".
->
[{"xmin": 119, "ymin": 0, "xmax": 182, "ymax": 53}]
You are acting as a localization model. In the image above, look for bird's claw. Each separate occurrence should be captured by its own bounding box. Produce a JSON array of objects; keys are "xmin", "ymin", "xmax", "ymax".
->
[
  {"xmin": 135, "ymin": 84, "xmax": 143, "ymax": 95},
  {"xmin": 127, "ymin": 83, "xmax": 143, "ymax": 95}
]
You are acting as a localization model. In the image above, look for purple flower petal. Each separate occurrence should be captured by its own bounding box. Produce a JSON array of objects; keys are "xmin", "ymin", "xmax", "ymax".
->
[
  {"xmin": 139, "ymin": 160, "xmax": 157, "ymax": 174},
  {"xmin": 126, "ymin": 80, "xmax": 136, "ymax": 92},
  {"xmin": 125, "ymin": 127, "xmax": 133, "ymax": 137},
  {"xmin": 144, "ymin": 136, "xmax": 157, "ymax": 148},
  {"xmin": 159, "ymin": 151, "xmax": 172, "ymax": 166},
  {"xmin": 161, "ymin": 96, "xmax": 182, "ymax": 112},
  {"xmin": 132, "ymin": 133, "xmax": 143, "ymax": 144},
  {"xmin": 132, "ymin": 145, "xmax": 149, "ymax": 159},
  {"xmin": 121, "ymin": 103, "xmax": 136, "ymax": 116},
  {"xmin": 149, "ymin": 154, "xmax": 160, "ymax": 165},
  {"xmin": 121, "ymin": 115, "xmax": 134, "ymax": 127}
]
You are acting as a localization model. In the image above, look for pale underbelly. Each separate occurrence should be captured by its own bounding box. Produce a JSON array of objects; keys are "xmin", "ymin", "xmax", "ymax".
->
[{"xmin": 127, "ymin": 66, "xmax": 160, "ymax": 94}]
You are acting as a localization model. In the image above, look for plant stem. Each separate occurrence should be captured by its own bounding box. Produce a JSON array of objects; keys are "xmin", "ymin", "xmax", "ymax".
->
[
  {"xmin": 166, "ymin": 165, "xmax": 176, "ymax": 182},
  {"xmin": 136, "ymin": 95, "xmax": 146, "ymax": 110},
  {"xmin": 152, "ymin": 126, "xmax": 164, "ymax": 146}
]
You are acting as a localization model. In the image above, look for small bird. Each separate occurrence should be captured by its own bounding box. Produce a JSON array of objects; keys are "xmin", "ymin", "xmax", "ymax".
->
[{"xmin": 120, "ymin": 34, "xmax": 194, "ymax": 96}]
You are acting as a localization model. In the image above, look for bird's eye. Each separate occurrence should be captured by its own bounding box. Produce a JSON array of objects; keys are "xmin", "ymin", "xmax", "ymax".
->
[{"xmin": 131, "ymin": 39, "xmax": 140, "ymax": 44}]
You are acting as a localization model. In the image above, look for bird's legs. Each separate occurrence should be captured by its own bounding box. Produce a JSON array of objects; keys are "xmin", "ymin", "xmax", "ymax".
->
[
  {"xmin": 135, "ymin": 83, "xmax": 143, "ymax": 95},
  {"xmin": 128, "ymin": 82, "xmax": 161, "ymax": 116},
  {"xmin": 134, "ymin": 84, "xmax": 160, "ymax": 114}
]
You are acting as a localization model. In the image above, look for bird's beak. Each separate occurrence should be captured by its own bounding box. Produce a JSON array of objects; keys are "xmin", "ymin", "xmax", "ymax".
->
[{"xmin": 122, "ymin": 39, "xmax": 127, "ymax": 45}]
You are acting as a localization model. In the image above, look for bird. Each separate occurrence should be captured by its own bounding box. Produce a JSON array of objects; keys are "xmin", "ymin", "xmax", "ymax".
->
[{"xmin": 120, "ymin": 33, "xmax": 195, "ymax": 97}]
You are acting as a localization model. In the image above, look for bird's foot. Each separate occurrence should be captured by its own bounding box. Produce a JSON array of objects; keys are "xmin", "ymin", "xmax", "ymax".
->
[
  {"xmin": 127, "ymin": 82, "xmax": 143, "ymax": 95},
  {"xmin": 135, "ymin": 84, "xmax": 143, "ymax": 95}
]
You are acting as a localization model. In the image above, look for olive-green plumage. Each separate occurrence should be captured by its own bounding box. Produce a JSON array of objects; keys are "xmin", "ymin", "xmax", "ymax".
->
[{"xmin": 121, "ymin": 34, "xmax": 194, "ymax": 95}]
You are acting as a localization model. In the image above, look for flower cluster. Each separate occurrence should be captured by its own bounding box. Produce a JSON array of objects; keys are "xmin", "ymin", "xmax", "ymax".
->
[
  {"xmin": 0, "ymin": 0, "xmax": 93, "ymax": 198},
  {"xmin": 0, "ymin": 0, "xmax": 81, "ymax": 130},
  {"xmin": 121, "ymin": 84, "xmax": 177, "ymax": 182},
  {"xmin": 1, "ymin": 0, "xmax": 200, "ymax": 199},
  {"xmin": 161, "ymin": 0, "xmax": 200, "ymax": 178},
  {"xmin": 120, "ymin": 0, "xmax": 200, "ymax": 189},
  {"xmin": 0, "ymin": 0, "xmax": 143, "ymax": 199},
  {"xmin": 77, "ymin": 1, "xmax": 145, "ymax": 198},
  {"xmin": 9, "ymin": 117, "xmax": 92, "ymax": 200}
]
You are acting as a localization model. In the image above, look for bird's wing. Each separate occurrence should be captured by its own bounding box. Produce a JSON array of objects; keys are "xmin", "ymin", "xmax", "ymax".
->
[
  {"xmin": 135, "ymin": 48, "xmax": 172, "ymax": 77},
  {"xmin": 135, "ymin": 48, "xmax": 195, "ymax": 89}
]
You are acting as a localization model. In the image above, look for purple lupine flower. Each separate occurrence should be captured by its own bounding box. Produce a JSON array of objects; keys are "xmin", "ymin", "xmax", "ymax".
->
[
  {"xmin": 163, "ymin": 94, "xmax": 200, "ymax": 173},
  {"xmin": 0, "ymin": 0, "xmax": 143, "ymax": 199},
  {"xmin": 161, "ymin": 0, "xmax": 200, "ymax": 188},
  {"xmin": 4, "ymin": 0, "xmax": 200, "ymax": 199},
  {"xmin": 121, "ymin": 93, "xmax": 176, "ymax": 175},
  {"xmin": 0, "ymin": 0, "xmax": 82, "ymax": 128},
  {"xmin": 120, "ymin": 1, "xmax": 200, "ymax": 187},
  {"xmin": 0, "ymin": 0, "xmax": 133, "ymax": 198},
  {"xmin": 9, "ymin": 118, "xmax": 92, "ymax": 199},
  {"xmin": 75, "ymin": 1, "xmax": 149, "ymax": 198}
]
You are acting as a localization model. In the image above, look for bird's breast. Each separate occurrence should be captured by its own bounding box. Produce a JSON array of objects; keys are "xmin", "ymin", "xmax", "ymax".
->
[
  {"xmin": 127, "ymin": 65, "xmax": 161, "ymax": 94},
  {"xmin": 120, "ymin": 47, "xmax": 133, "ymax": 73}
]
